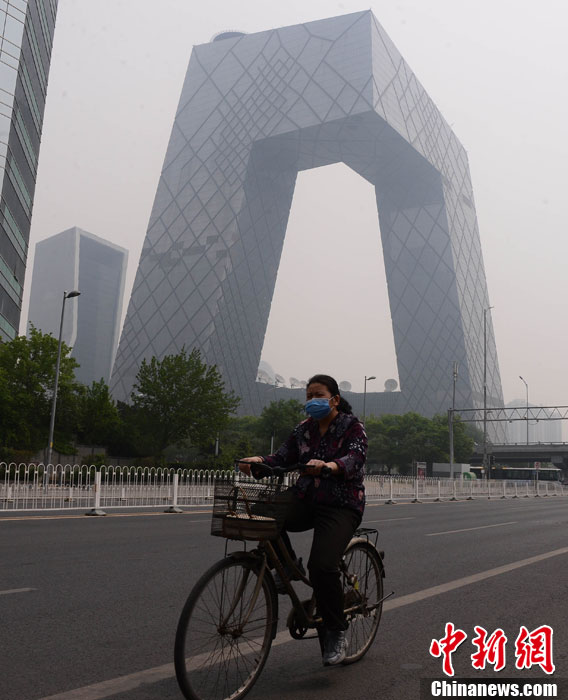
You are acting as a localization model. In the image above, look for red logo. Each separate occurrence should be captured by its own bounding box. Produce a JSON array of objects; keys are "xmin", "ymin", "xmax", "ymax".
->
[
  {"xmin": 515, "ymin": 625, "xmax": 555, "ymax": 674},
  {"xmin": 429, "ymin": 623, "xmax": 468, "ymax": 677},
  {"xmin": 471, "ymin": 626, "xmax": 508, "ymax": 672},
  {"xmin": 430, "ymin": 623, "xmax": 554, "ymax": 676}
]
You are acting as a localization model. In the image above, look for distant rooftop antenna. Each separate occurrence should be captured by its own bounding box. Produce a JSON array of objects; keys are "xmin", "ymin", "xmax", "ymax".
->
[
  {"xmin": 211, "ymin": 30, "xmax": 247, "ymax": 42},
  {"xmin": 256, "ymin": 370, "xmax": 272, "ymax": 384},
  {"xmin": 384, "ymin": 378, "xmax": 398, "ymax": 392},
  {"xmin": 257, "ymin": 360, "xmax": 275, "ymax": 382}
]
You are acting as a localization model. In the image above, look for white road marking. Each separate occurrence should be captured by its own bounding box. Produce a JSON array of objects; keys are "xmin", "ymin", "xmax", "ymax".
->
[
  {"xmin": 38, "ymin": 545, "xmax": 568, "ymax": 700},
  {"xmin": 426, "ymin": 521, "xmax": 517, "ymax": 536},
  {"xmin": 383, "ymin": 546, "xmax": 568, "ymax": 611},
  {"xmin": 0, "ymin": 587, "xmax": 35, "ymax": 596},
  {"xmin": 364, "ymin": 517, "xmax": 415, "ymax": 523},
  {"xmin": 0, "ymin": 510, "xmax": 212, "ymax": 522},
  {"xmin": 38, "ymin": 631, "xmax": 294, "ymax": 700}
]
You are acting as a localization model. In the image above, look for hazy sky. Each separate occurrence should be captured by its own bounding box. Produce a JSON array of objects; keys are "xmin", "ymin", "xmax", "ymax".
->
[{"xmin": 21, "ymin": 0, "xmax": 568, "ymax": 407}]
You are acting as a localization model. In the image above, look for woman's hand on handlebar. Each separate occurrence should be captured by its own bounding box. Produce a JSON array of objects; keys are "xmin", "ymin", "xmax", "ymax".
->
[
  {"xmin": 235, "ymin": 456, "xmax": 263, "ymax": 476},
  {"xmin": 236, "ymin": 458, "xmax": 339, "ymax": 478},
  {"xmin": 301, "ymin": 459, "xmax": 338, "ymax": 477},
  {"xmin": 236, "ymin": 458, "xmax": 286, "ymax": 479}
]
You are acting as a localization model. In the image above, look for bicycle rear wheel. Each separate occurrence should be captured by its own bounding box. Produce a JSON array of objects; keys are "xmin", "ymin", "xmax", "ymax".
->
[
  {"xmin": 174, "ymin": 556, "xmax": 276, "ymax": 700},
  {"xmin": 341, "ymin": 538, "xmax": 384, "ymax": 664}
]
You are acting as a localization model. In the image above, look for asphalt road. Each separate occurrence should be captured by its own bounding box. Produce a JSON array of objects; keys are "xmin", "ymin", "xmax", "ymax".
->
[{"xmin": 1, "ymin": 496, "xmax": 567, "ymax": 700}]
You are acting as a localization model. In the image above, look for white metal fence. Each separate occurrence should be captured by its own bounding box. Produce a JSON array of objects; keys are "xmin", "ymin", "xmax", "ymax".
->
[
  {"xmin": 363, "ymin": 474, "xmax": 567, "ymax": 502},
  {"xmin": 0, "ymin": 463, "xmax": 234, "ymax": 512},
  {"xmin": 1, "ymin": 463, "xmax": 566, "ymax": 513}
]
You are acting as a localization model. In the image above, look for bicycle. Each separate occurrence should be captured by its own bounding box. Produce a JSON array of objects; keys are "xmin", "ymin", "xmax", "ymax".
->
[{"xmin": 174, "ymin": 462, "xmax": 392, "ymax": 700}]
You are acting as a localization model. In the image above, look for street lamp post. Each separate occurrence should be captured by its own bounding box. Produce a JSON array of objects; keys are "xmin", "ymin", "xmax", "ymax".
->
[
  {"xmin": 483, "ymin": 306, "xmax": 494, "ymax": 483},
  {"xmin": 518, "ymin": 375, "xmax": 536, "ymax": 488},
  {"xmin": 362, "ymin": 375, "xmax": 376, "ymax": 424},
  {"xmin": 519, "ymin": 375, "xmax": 529, "ymax": 445},
  {"xmin": 270, "ymin": 378, "xmax": 279, "ymax": 453},
  {"xmin": 449, "ymin": 362, "xmax": 458, "ymax": 479},
  {"xmin": 47, "ymin": 290, "xmax": 81, "ymax": 469}
]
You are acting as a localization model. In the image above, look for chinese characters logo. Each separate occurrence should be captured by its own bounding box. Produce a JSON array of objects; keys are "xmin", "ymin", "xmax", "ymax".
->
[{"xmin": 429, "ymin": 624, "xmax": 555, "ymax": 676}]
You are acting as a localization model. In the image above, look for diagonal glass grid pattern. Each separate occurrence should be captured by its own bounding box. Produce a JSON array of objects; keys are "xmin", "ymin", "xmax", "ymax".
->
[{"xmin": 111, "ymin": 10, "xmax": 503, "ymax": 434}]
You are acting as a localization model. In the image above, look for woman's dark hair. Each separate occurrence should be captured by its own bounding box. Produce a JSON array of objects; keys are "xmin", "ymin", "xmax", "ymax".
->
[{"xmin": 307, "ymin": 374, "xmax": 352, "ymax": 414}]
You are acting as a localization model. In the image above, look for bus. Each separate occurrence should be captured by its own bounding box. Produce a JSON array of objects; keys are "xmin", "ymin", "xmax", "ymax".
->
[{"xmin": 470, "ymin": 465, "xmax": 563, "ymax": 482}]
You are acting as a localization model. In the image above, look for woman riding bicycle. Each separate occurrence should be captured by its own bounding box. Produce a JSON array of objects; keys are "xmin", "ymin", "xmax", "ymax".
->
[{"xmin": 239, "ymin": 373, "xmax": 367, "ymax": 667}]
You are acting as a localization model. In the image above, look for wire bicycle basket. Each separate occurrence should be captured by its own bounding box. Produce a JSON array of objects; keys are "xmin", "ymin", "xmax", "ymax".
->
[{"xmin": 211, "ymin": 481, "xmax": 291, "ymax": 541}]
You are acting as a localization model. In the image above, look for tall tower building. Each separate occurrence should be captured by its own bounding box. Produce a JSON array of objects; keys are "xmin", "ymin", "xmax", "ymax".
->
[
  {"xmin": 0, "ymin": 0, "xmax": 59, "ymax": 341},
  {"xmin": 111, "ymin": 11, "xmax": 503, "ymax": 420},
  {"xmin": 27, "ymin": 227, "xmax": 128, "ymax": 385}
]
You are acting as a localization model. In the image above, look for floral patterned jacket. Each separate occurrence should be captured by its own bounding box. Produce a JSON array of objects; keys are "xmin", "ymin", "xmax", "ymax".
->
[{"xmin": 263, "ymin": 412, "xmax": 367, "ymax": 515}]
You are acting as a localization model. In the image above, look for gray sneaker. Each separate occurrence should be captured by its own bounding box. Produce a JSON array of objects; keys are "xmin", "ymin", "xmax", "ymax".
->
[{"xmin": 322, "ymin": 629, "xmax": 348, "ymax": 666}]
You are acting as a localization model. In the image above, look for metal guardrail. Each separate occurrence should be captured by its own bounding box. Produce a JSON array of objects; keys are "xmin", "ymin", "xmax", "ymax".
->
[
  {"xmin": 0, "ymin": 463, "xmax": 566, "ymax": 512},
  {"xmin": 0, "ymin": 463, "xmax": 236, "ymax": 512},
  {"xmin": 363, "ymin": 475, "xmax": 567, "ymax": 502}
]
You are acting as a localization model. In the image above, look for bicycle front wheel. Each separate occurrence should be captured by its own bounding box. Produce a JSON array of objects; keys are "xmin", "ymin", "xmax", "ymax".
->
[
  {"xmin": 174, "ymin": 557, "xmax": 276, "ymax": 700},
  {"xmin": 341, "ymin": 538, "xmax": 384, "ymax": 664}
]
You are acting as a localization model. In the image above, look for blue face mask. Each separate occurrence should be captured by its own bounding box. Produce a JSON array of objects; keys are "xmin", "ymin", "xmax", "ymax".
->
[{"xmin": 304, "ymin": 398, "xmax": 332, "ymax": 420}]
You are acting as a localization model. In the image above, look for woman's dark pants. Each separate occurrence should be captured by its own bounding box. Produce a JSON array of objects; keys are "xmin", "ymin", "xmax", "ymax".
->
[{"xmin": 279, "ymin": 497, "xmax": 361, "ymax": 632}]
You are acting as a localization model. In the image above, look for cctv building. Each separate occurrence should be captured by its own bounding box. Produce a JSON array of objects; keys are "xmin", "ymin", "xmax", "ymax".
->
[
  {"xmin": 28, "ymin": 227, "xmax": 128, "ymax": 386},
  {"xmin": 0, "ymin": 0, "xmax": 59, "ymax": 341},
  {"xmin": 111, "ymin": 11, "xmax": 504, "ymax": 419}
]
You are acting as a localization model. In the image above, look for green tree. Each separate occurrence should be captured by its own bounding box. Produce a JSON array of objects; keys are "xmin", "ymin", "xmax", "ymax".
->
[
  {"xmin": 0, "ymin": 367, "xmax": 18, "ymax": 453},
  {"xmin": 365, "ymin": 413, "xmax": 432, "ymax": 474},
  {"xmin": 382, "ymin": 413, "xmax": 432, "ymax": 474},
  {"xmin": 464, "ymin": 422, "xmax": 485, "ymax": 450},
  {"xmin": 131, "ymin": 347, "xmax": 239, "ymax": 458},
  {"xmin": 365, "ymin": 412, "xmax": 475, "ymax": 474},
  {"xmin": 255, "ymin": 399, "xmax": 305, "ymax": 452},
  {"xmin": 212, "ymin": 415, "xmax": 262, "ymax": 468},
  {"xmin": 430, "ymin": 414, "xmax": 475, "ymax": 464},
  {"xmin": 182, "ymin": 415, "xmax": 267, "ymax": 469},
  {"xmin": 108, "ymin": 401, "xmax": 147, "ymax": 458},
  {"xmin": 77, "ymin": 379, "xmax": 121, "ymax": 447},
  {"xmin": 0, "ymin": 326, "xmax": 80, "ymax": 454}
]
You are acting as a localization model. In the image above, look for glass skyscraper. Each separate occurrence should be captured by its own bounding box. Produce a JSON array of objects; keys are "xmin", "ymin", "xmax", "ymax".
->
[
  {"xmin": 28, "ymin": 227, "xmax": 128, "ymax": 386},
  {"xmin": 111, "ymin": 11, "xmax": 504, "ymax": 421},
  {"xmin": 0, "ymin": 0, "xmax": 58, "ymax": 341}
]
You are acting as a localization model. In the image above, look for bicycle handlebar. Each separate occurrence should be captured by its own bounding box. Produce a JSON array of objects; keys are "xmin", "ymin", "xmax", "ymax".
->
[{"xmin": 234, "ymin": 460, "xmax": 332, "ymax": 479}]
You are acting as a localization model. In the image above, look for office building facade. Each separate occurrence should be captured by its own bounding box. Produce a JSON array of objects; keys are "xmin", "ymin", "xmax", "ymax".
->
[
  {"xmin": 27, "ymin": 227, "xmax": 128, "ymax": 385},
  {"xmin": 0, "ymin": 0, "xmax": 58, "ymax": 341},
  {"xmin": 111, "ymin": 11, "xmax": 504, "ymax": 419}
]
